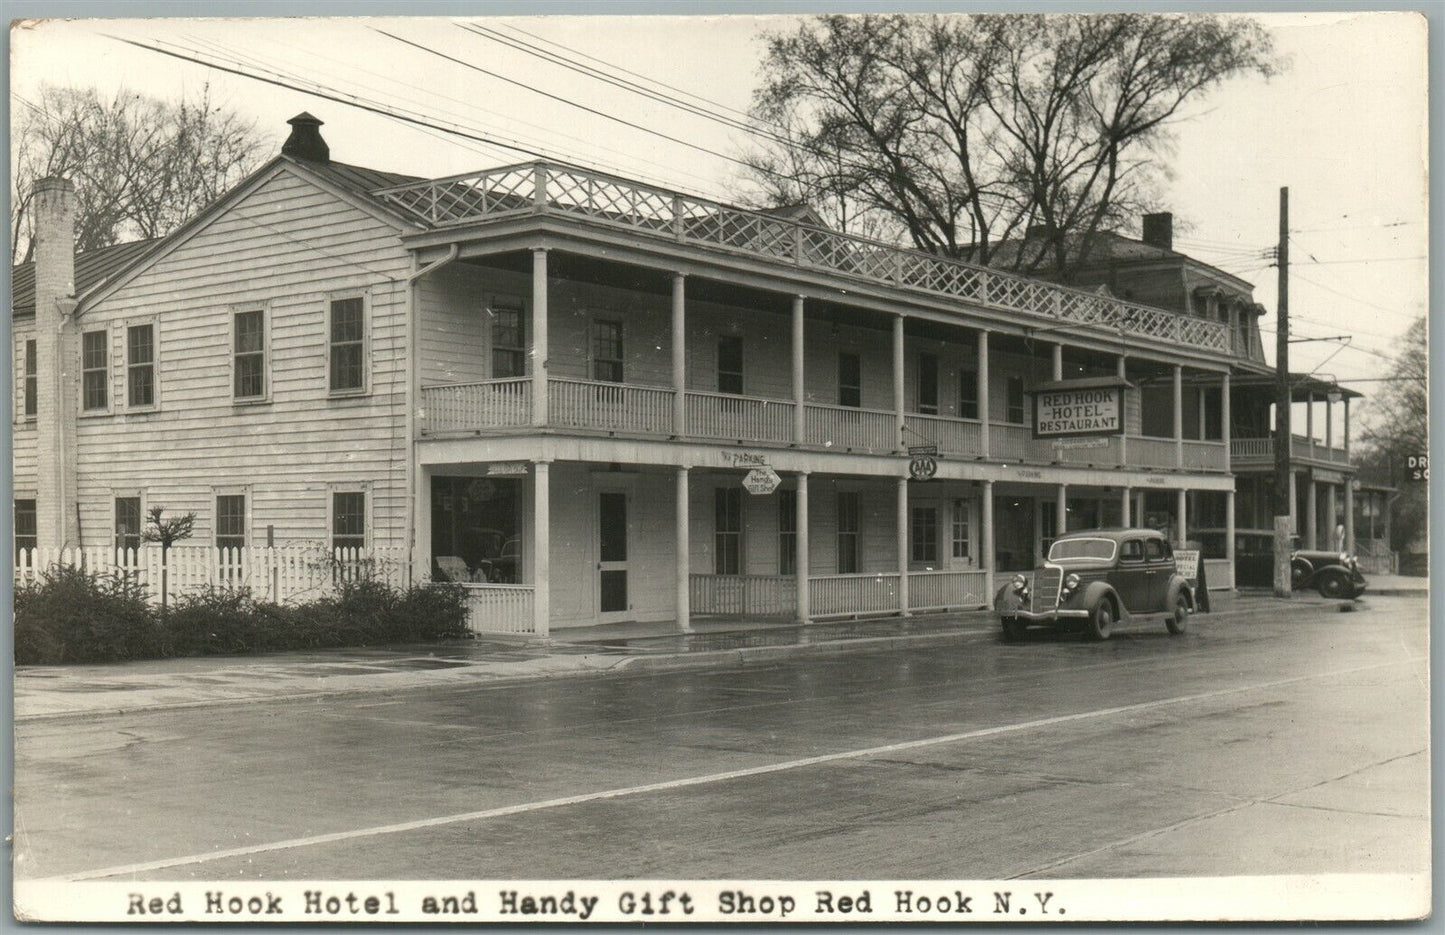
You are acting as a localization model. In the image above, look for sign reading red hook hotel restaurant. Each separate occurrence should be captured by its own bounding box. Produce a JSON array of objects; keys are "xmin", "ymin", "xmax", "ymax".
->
[{"xmin": 1031, "ymin": 376, "xmax": 1131, "ymax": 439}]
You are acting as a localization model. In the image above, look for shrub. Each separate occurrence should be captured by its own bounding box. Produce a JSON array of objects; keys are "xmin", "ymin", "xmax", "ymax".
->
[{"xmin": 15, "ymin": 564, "xmax": 161, "ymax": 664}]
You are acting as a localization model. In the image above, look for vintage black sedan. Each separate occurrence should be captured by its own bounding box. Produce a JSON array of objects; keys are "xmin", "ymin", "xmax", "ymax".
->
[
  {"xmin": 995, "ymin": 528, "xmax": 1194, "ymax": 642},
  {"xmin": 1291, "ymin": 549, "xmax": 1368, "ymax": 599}
]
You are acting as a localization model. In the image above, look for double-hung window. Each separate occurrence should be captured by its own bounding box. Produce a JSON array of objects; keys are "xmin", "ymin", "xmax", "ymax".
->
[
  {"xmin": 233, "ymin": 310, "xmax": 266, "ymax": 400},
  {"xmin": 1006, "ymin": 375, "xmax": 1026, "ymax": 424},
  {"xmin": 591, "ymin": 319, "xmax": 624, "ymax": 383},
  {"xmin": 81, "ymin": 330, "xmax": 108, "ymax": 411},
  {"xmin": 717, "ymin": 335, "xmax": 744, "ymax": 395},
  {"xmin": 838, "ymin": 352, "xmax": 861, "ymax": 408},
  {"xmin": 216, "ymin": 495, "xmax": 246, "ymax": 553},
  {"xmin": 332, "ymin": 491, "xmax": 366, "ymax": 552},
  {"xmin": 15, "ymin": 499, "xmax": 37, "ymax": 554},
  {"xmin": 22, "ymin": 340, "xmax": 37, "ymax": 418},
  {"xmin": 115, "ymin": 497, "xmax": 142, "ymax": 555},
  {"xmin": 958, "ymin": 370, "xmax": 978, "ymax": 419},
  {"xmin": 328, "ymin": 297, "xmax": 365, "ymax": 393},
  {"xmin": 951, "ymin": 499, "xmax": 971, "ymax": 559},
  {"xmin": 127, "ymin": 324, "xmax": 155, "ymax": 408},
  {"xmin": 778, "ymin": 488, "xmax": 797, "ymax": 576},
  {"xmin": 490, "ymin": 301, "xmax": 525, "ymax": 378},
  {"xmin": 837, "ymin": 491, "xmax": 860, "ymax": 574},
  {"xmin": 714, "ymin": 487, "xmax": 741, "ymax": 575},
  {"xmin": 916, "ymin": 352, "xmax": 939, "ymax": 414},
  {"xmin": 910, "ymin": 506, "xmax": 939, "ymax": 565}
]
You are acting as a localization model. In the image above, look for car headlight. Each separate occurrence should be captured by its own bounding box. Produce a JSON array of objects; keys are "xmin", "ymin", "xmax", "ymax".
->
[
  {"xmin": 1012, "ymin": 574, "xmax": 1027, "ymax": 593},
  {"xmin": 1339, "ymin": 552, "xmax": 1349, "ymax": 565},
  {"xmin": 1064, "ymin": 573, "xmax": 1081, "ymax": 590}
]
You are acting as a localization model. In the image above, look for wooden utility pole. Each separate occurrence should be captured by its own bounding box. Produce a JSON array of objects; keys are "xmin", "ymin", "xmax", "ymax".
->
[{"xmin": 1273, "ymin": 187, "xmax": 1292, "ymax": 597}]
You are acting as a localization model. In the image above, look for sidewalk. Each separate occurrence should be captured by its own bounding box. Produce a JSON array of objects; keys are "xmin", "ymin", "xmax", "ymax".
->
[{"xmin": 12, "ymin": 590, "xmax": 1379, "ymax": 722}]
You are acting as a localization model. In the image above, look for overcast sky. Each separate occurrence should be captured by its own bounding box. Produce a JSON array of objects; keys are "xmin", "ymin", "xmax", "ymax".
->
[{"xmin": 10, "ymin": 11, "xmax": 1428, "ymax": 415}]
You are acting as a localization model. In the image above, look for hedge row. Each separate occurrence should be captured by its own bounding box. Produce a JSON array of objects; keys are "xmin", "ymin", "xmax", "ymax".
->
[{"xmin": 15, "ymin": 564, "xmax": 470, "ymax": 665}]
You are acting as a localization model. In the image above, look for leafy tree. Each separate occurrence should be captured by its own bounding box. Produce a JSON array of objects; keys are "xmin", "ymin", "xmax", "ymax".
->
[
  {"xmin": 11, "ymin": 84, "xmax": 268, "ymax": 263},
  {"xmin": 1354, "ymin": 317, "xmax": 1428, "ymax": 556},
  {"xmin": 743, "ymin": 13, "xmax": 1277, "ymax": 277}
]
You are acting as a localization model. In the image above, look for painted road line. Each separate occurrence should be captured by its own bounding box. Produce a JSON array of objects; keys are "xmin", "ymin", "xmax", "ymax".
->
[{"xmin": 54, "ymin": 657, "xmax": 1418, "ymax": 882}]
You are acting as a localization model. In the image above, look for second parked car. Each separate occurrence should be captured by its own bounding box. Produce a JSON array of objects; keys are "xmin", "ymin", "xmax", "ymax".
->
[{"xmin": 995, "ymin": 528, "xmax": 1195, "ymax": 642}]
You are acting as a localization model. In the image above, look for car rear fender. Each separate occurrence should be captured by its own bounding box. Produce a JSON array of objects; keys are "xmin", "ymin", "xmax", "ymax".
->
[{"xmin": 1079, "ymin": 580, "xmax": 1123, "ymax": 619}]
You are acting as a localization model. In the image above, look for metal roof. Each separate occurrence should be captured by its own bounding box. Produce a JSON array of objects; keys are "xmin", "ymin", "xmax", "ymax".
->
[{"xmin": 11, "ymin": 238, "xmax": 161, "ymax": 317}]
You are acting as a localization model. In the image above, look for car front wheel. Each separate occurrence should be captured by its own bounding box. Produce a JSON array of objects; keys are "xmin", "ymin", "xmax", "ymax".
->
[
  {"xmin": 1317, "ymin": 572, "xmax": 1352, "ymax": 600},
  {"xmin": 1086, "ymin": 600, "xmax": 1114, "ymax": 641},
  {"xmin": 1166, "ymin": 593, "xmax": 1189, "ymax": 634}
]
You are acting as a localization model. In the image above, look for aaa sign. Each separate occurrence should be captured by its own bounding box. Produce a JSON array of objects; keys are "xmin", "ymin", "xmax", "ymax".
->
[{"xmin": 742, "ymin": 467, "xmax": 782, "ymax": 495}]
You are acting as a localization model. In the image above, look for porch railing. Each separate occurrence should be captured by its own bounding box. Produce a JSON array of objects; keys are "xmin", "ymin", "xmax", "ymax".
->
[
  {"xmin": 1127, "ymin": 436, "xmax": 1181, "ymax": 470},
  {"xmin": 549, "ymin": 378, "xmax": 673, "ymax": 435},
  {"xmin": 905, "ymin": 413, "xmax": 982, "ymax": 457},
  {"xmin": 1230, "ymin": 435, "xmax": 1351, "ymax": 464},
  {"xmin": 809, "ymin": 573, "xmax": 902, "ymax": 617},
  {"xmin": 1181, "ymin": 440, "xmax": 1228, "ymax": 472},
  {"xmin": 806, "ymin": 404, "xmax": 897, "ymax": 453},
  {"xmin": 690, "ymin": 574, "xmax": 796, "ymax": 617},
  {"xmin": 376, "ymin": 161, "xmax": 1239, "ymax": 358},
  {"xmin": 458, "ymin": 583, "xmax": 535, "ymax": 635},
  {"xmin": 421, "ymin": 378, "xmax": 531, "ymax": 433},
  {"xmin": 687, "ymin": 392, "xmax": 794, "ymax": 443},
  {"xmin": 908, "ymin": 570, "xmax": 989, "ymax": 611}
]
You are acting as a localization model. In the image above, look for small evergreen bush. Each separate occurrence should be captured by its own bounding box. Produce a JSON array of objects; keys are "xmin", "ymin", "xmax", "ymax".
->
[{"xmin": 15, "ymin": 565, "xmax": 160, "ymax": 664}]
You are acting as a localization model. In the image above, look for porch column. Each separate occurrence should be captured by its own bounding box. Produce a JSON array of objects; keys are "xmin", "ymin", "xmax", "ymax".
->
[
  {"xmin": 532, "ymin": 460, "xmax": 550, "ymax": 638},
  {"xmin": 1052, "ymin": 343, "xmax": 1063, "ymax": 381},
  {"xmin": 893, "ymin": 314, "xmax": 906, "ymax": 453},
  {"xmin": 1173, "ymin": 364, "xmax": 1184, "ymax": 468},
  {"xmin": 675, "ymin": 466, "xmax": 691, "ymax": 633},
  {"xmin": 795, "ymin": 472, "xmax": 810, "ymax": 623},
  {"xmin": 1306, "ymin": 391, "xmax": 1316, "ymax": 458},
  {"xmin": 1121, "ymin": 485, "xmax": 1132, "ymax": 526},
  {"xmin": 1344, "ymin": 397, "xmax": 1351, "ymax": 454},
  {"xmin": 1306, "ymin": 475, "xmax": 1318, "ymax": 550},
  {"xmin": 1325, "ymin": 395, "xmax": 1334, "ymax": 451},
  {"xmin": 982, "ymin": 480, "xmax": 995, "ymax": 600},
  {"xmin": 1176, "ymin": 487, "xmax": 1188, "ymax": 546},
  {"xmin": 1344, "ymin": 482, "xmax": 1355, "ymax": 553},
  {"xmin": 978, "ymin": 331, "xmax": 991, "ymax": 458},
  {"xmin": 1326, "ymin": 483, "xmax": 1339, "ymax": 550},
  {"xmin": 792, "ymin": 295, "xmax": 806, "ymax": 445},
  {"xmin": 672, "ymin": 273, "xmax": 686, "ymax": 436},
  {"xmin": 1056, "ymin": 484, "xmax": 1068, "ymax": 536},
  {"xmin": 1225, "ymin": 487, "xmax": 1237, "ymax": 586},
  {"xmin": 1222, "ymin": 373, "xmax": 1232, "ymax": 467},
  {"xmin": 896, "ymin": 476, "xmax": 910, "ymax": 616},
  {"xmin": 530, "ymin": 247, "xmax": 549, "ymax": 427},
  {"xmin": 1289, "ymin": 470, "xmax": 1298, "ymax": 536},
  {"xmin": 1118, "ymin": 355, "xmax": 1128, "ymax": 465}
]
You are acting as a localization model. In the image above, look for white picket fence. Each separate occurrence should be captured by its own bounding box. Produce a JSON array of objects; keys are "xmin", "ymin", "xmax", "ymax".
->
[{"xmin": 14, "ymin": 546, "xmax": 410, "ymax": 606}]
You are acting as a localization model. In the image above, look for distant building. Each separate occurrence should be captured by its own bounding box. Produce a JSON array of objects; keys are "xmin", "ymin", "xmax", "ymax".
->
[{"xmin": 11, "ymin": 114, "xmax": 1362, "ymax": 632}]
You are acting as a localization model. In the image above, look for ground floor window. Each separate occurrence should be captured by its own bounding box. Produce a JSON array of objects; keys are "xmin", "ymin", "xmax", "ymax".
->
[
  {"xmin": 332, "ymin": 490, "xmax": 367, "ymax": 553},
  {"xmin": 216, "ymin": 495, "xmax": 246, "ymax": 553},
  {"xmin": 778, "ymin": 488, "xmax": 797, "ymax": 575},
  {"xmin": 15, "ymin": 499, "xmax": 36, "ymax": 554},
  {"xmin": 1040, "ymin": 504, "xmax": 1058, "ymax": 559},
  {"xmin": 431, "ymin": 476, "xmax": 520, "ymax": 583},
  {"xmin": 115, "ymin": 497, "xmax": 143, "ymax": 554},
  {"xmin": 837, "ymin": 491, "xmax": 860, "ymax": 573},
  {"xmin": 715, "ymin": 487, "xmax": 742, "ymax": 575},
  {"xmin": 910, "ymin": 505, "xmax": 939, "ymax": 565},
  {"xmin": 951, "ymin": 499, "xmax": 971, "ymax": 559}
]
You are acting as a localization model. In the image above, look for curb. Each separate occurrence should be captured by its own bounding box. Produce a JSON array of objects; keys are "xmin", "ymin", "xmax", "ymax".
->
[{"xmin": 11, "ymin": 596, "xmax": 1353, "ymax": 723}]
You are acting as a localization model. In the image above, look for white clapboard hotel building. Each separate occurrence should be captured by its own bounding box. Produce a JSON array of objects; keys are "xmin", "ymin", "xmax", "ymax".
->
[{"xmin": 12, "ymin": 115, "xmax": 1361, "ymax": 634}]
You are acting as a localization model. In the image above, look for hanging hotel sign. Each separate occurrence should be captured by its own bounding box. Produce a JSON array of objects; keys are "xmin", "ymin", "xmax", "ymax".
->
[{"xmin": 1032, "ymin": 377, "xmax": 1131, "ymax": 439}]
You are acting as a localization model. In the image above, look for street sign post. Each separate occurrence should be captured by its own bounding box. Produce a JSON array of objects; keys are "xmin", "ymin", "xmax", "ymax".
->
[{"xmin": 742, "ymin": 467, "xmax": 782, "ymax": 495}]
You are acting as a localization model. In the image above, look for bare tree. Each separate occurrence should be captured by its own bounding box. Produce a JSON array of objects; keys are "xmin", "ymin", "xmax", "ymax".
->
[
  {"xmin": 11, "ymin": 84, "xmax": 269, "ymax": 263},
  {"xmin": 1352, "ymin": 318, "xmax": 1427, "ymax": 557},
  {"xmin": 143, "ymin": 506, "xmax": 196, "ymax": 610},
  {"xmin": 743, "ymin": 13, "xmax": 1277, "ymax": 277}
]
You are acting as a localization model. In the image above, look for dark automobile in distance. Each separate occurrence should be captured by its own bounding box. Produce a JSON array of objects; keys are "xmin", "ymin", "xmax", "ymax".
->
[
  {"xmin": 995, "ymin": 528, "xmax": 1194, "ymax": 642},
  {"xmin": 1291, "ymin": 549, "xmax": 1368, "ymax": 599}
]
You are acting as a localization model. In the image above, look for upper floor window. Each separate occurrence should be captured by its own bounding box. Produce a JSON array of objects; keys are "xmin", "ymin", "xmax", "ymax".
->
[
  {"xmin": 216, "ymin": 494, "xmax": 246, "ymax": 553},
  {"xmin": 115, "ymin": 496, "xmax": 142, "ymax": 554},
  {"xmin": 916, "ymin": 352, "xmax": 939, "ymax": 415},
  {"xmin": 332, "ymin": 490, "xmax": 366, "ymax": 552},
  {"xmin": 15, "ymin": 499, "xmax": 37, "ymax": 554},
  {"xmin": 328, "ymin": 297, "xmax": 366, "ymax": 393},
  {"xmin": 23, "ymin": 339, "xmax": 37, "ymax": 418},
  {"xmin": 838, "ymin": 352, "xmax": 861, "ymax": 408},
  {"xmin": 127, "ymin": 324, "xmax": 155, "ymax": 408},
  {"xmin": 591, "ymin": 319, "xmax": 624, "ymax": 383},
  {"xmin": 958, "ymin": 369, "xmax": 978, "ymax": 420},
  {"xmin": 491, "ymin": 301, "xmax": 525, "ymax": 379},
  {"xmin": 233, "ymin": 309, "xmax": 266, "ymax": 400},
  {"xmin": 717, "ymin": 335, "xmax": 743, "ymax": 395},
  {"xmin": 81, "ymin": 330, "xmax": 108, "ymax": 411},
  {"xmin": 1006, "ymin": 376, "xmax": 1026, "ymax": 424}
]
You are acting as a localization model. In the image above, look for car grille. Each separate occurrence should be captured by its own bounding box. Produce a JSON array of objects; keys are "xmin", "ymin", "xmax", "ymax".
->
[{"xmin": 1031, "ymin": 567, "xmax": 1062, "ymax": 613}]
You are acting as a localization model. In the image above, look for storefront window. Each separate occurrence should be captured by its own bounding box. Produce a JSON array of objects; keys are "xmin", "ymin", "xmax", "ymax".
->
[{"xmin": 431, "ymin": 475, "xmax": 522, "ymax": 583}]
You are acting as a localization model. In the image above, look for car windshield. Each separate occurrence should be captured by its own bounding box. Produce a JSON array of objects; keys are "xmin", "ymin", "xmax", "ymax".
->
[{"xmin": 1048, "ymin": 537, "xmax": 1117, "ymax": 563}]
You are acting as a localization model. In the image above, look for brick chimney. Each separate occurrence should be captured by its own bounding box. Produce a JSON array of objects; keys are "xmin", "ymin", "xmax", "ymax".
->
[
  {"xmin": 32, "ymin": 176, "xmax": 81, "ymax": 548},
  {"xmin": 281, "ymin": 112, "xmax": 330, "ymax": 163},
  {"xmin": 1142, "ymin": 212, "xmax": 1173, "ymax": 251}
]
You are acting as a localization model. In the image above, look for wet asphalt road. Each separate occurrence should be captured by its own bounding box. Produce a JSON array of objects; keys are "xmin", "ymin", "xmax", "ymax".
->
[{"xmin": 14, "ymin": 596, "xmax": 1428, "ymax": 882}]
